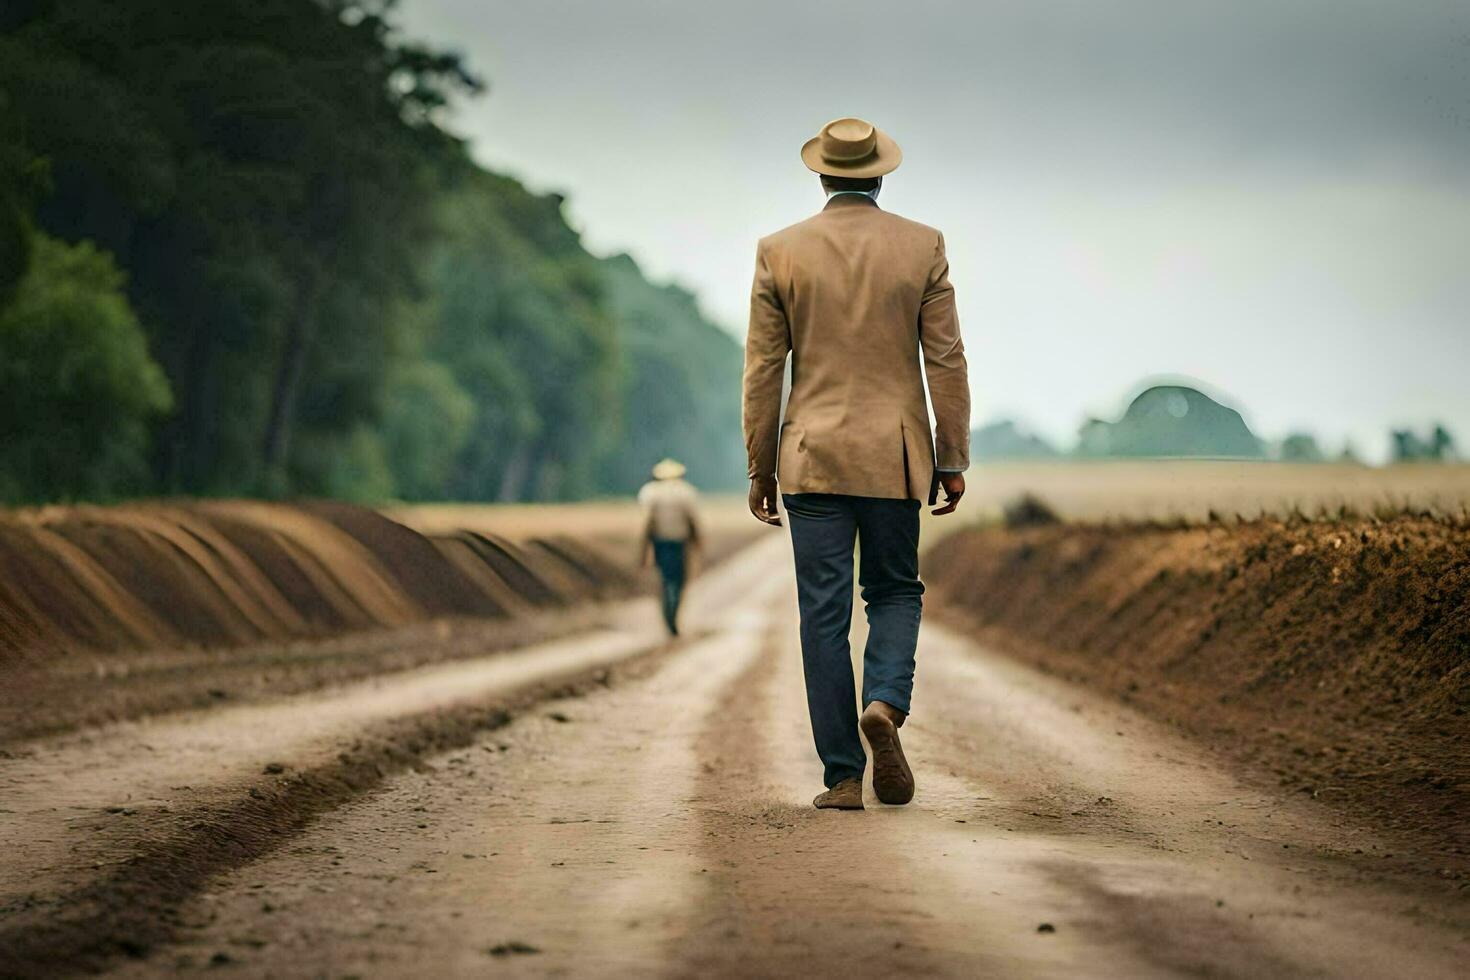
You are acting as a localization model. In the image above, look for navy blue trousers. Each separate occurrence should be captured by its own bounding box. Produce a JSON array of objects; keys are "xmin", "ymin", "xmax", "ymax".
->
[
  {"xmin": 652, "ymin": 539, "xmax": 686, "ymax": 635},
  {"xmin": 782, "ymin": 493, "xmax": 923, "ymax": 788}
]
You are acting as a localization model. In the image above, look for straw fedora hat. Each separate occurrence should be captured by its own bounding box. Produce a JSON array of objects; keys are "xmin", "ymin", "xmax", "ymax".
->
[
  {"xmin": 801, "ymin": 117, "xmax": 902, "ymax": 179},
  {"xmin": 651, "ymin": 458, "xmax": 686, "ymax": 480}
]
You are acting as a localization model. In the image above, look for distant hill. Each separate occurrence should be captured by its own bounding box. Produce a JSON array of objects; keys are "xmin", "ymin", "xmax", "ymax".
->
[
  {"xmin": 1076, "ymin": 384, "xmax": 1265, "ymax": 459},
  {"xmin": 600, "ymin": 253, "xmax": 746, "ymax": 492},
  {"xmin": 970, "ymin": 419, "xmax": 1061, "ymax": 461}
]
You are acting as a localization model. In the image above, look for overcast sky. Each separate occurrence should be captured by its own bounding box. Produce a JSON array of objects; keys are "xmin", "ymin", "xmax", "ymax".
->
[{"xmin": 398, "ymin": 0, "xmax": 1469, "ymax": 460}]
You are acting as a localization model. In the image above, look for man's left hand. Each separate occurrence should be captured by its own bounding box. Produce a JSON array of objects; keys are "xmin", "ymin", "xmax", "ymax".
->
[
  {"xmin": 748, "ymin": 476, "xmax": 782, "ymax": 526},
  {"xmin": 931, "ymin": 472, "xmax": 965, "ymax": 515}
]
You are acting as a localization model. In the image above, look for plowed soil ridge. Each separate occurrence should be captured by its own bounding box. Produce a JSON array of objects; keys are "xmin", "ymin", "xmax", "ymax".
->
[
  {"xmin": 924, "ymin": 515, "xmax": 1470, "ymax": 879},
  {"xmin": 0, "ymin": 501, "xmax": 638, "ymax": 664}
]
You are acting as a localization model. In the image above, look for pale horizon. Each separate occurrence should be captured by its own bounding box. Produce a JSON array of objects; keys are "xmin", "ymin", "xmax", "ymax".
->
[{"xmin": 398, "ymin": 0, "xmax": 1470, "ymax": 462}]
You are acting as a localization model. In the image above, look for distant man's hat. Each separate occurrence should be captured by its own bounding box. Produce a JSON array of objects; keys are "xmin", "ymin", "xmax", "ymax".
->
[
  {"xmin": 801, "ymin": 117, "xmax": 902, "ymax": 179},
  {"xmin": 652, "ymin": 458, "xmax": 686, "ymax": 480}
]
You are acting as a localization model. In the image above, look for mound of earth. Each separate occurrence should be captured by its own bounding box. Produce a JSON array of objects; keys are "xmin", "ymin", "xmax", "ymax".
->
[
  {"xmin": 924, "ymin": 515, "xmax": 1469, "ymax": 877},
  {"xmin": 0, "ymin": 501, "xmax": 638, "ymax": 665},
  {"xmin": 0, "ymin": 500, "xmax": 657, "ymax": 742}
]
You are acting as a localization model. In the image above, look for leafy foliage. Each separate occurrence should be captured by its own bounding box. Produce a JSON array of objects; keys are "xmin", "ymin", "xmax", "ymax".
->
[
  {"xmin": 0, "ymin": 0, "xmax": 744, "ymax": 504},
  {"xmin": 1277, "ymin": 433, "xmax": 1326, "ymax": 463},
  {"xmin": 0, "ymin": 234, "xmax": 172, "ymax": 501},
  {"xmin": 421, "ymin": 170, "xmax": 623, "ymax": 502},
  {"xmin": 599, "ymin": 253, "xmax": 745, "ymax": 492},
  {"xmin": 1392, "ymin": 425, "xmax": 1458, "ymax": 462},
  {"xmin": 380, "ymin": 359, "xmax": 476, "ymax": 500}
]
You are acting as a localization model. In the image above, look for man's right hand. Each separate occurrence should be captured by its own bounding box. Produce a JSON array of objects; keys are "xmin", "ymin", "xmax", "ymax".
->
[
  {"xmin": 748, "ymin": 476, "xmax": 782, "ymax": 526},
  {"xmin": 931, "ymin": 471, "xmax": 966, "ymax": 515}
]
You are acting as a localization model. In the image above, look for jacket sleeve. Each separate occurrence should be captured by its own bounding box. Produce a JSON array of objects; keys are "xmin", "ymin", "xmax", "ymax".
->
[
  {"xmin": 742, "ymin": 240, "xmax": 791, "ymax": 480},
  {"xmin": 919, "ymin": 231, "xmax": 971, "ymax": 472}
]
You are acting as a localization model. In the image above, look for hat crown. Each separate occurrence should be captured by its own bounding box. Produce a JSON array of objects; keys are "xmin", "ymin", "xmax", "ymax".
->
[
  {"xmin": 820, "ymin": 117, "xmax": 878, "ymax": 163},
  {"xmin": 651, "ymin": 458, "xmax": 686, "ymax": 480},
  {"xmin": 801, "ymin": 116, "xmax": 901, "ymax": 178}
]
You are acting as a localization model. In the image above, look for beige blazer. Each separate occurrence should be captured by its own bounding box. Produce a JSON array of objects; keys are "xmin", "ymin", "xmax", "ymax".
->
[{"xmin": 742, "ymin": 195, "xmax": 971, "ymax": 504}]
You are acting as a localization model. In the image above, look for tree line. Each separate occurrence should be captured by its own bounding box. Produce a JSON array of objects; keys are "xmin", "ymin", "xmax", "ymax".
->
[{"xmin": 0, "ymin": 0, "xmax": 744, "ymax": 505}]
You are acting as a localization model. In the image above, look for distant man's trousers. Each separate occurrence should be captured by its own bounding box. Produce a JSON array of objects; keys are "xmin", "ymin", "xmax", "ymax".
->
[
  {"xmin": 782, "ymin": 493, "xmax": 924, "ymax": 788},
  {"xmin": 652, "ymin": 539, "xmax": 686, "ymax": 635}
]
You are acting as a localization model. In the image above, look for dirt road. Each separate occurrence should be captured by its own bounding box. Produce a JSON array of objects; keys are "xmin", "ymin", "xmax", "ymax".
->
[{"xmin": 5, "ymin": 535, "xmax": 1466, "ymax": 977}]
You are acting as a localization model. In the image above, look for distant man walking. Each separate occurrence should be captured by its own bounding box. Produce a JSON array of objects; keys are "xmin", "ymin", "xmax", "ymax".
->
[
  {"xmin": 743, "ymin": 118, "xmax": 970, "ymax": 810},
  {"xmin": 638, "ymin": 458, "xmax": 701, "ymax": 636}
]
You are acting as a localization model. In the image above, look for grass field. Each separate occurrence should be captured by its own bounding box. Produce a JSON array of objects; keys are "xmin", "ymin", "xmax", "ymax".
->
[
  {"xmin": 388, "ymin": 495, "xmax": 762, "ymax": 569},
  {"xmin": 389, "ymin": 495, "xmax": 752, "ymax": 542},
  {"xmin": 393, "ymin": 463, "xmax": 1470, "ymax": 557},
  {"xmin": 947, "ymin": 460, "xmax": 1470, "ymax": 523}
]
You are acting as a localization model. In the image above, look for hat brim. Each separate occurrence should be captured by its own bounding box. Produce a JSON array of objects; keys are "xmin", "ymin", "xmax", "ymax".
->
[{"xmin": 801, "ymin": 127, "xmax": 902, "ymax": 178}]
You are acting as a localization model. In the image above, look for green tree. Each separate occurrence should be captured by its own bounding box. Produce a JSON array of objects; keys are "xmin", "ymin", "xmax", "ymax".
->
[
  {"xmin": 0, "ymin": 91, "xmax": 48, "ymax": 307},
  {"xmin": 1278, "ymin": 432, "xmax": 1325, "ymax": 462},
  {"xmin": 1392, "ymin": 425, "xmax": 1459, "ymax": 462},
  {"xmin": 380, "ymin": 359, "xmax": 475, "ymax": 500},
  {"xmin": 304, "ymin": 425, "xmax": 396, "ymax": 503},
  {"xmin": 0, "ymin": 233, "xmax": 172, "ymax": 501},
  {"xmin": 0, "ymin": 1, "xmax": 749, "ymax": 505},
  {"xmin": 599, "ymin": 253, "xmax": 745, "ymax": 492},
  {"xmin": 425, "ymin": 170, "xmax": 621, "ymax": 501},
  {"xmin": 0, "ymin": 0, "xmax": 478, "ymax": 496}
]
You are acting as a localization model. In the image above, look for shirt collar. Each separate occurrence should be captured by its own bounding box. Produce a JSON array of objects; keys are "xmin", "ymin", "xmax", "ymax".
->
[{"xmin": 822, "ymin": 192, "xmax": 880, "ymax": 212}]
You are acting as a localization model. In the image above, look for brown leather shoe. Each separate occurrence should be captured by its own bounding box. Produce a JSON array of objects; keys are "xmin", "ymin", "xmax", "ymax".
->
[
  {"xmin": 861, "ymin": 701, "xmax": 914, "ymax": 805},
  {"xmin": 813, "ymin": 777, "xmax": 864, "ymax": 810}
]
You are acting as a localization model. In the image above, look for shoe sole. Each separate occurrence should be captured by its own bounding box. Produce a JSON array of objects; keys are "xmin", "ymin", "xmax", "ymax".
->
[{"xmin": 861, "ymin": 709, "xmax": 914, "ymax": 805}]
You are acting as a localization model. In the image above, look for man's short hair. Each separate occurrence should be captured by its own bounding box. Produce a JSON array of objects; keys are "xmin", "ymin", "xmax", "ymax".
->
[{"xmin": 820, "ymin": 174, "xmax": 882, "ymax": 193}]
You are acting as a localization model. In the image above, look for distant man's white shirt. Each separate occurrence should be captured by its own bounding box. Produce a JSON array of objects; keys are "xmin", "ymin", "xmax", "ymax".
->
[{"xmin": 638, "ymin": 478, "xmax": 699, "ymax": 541}]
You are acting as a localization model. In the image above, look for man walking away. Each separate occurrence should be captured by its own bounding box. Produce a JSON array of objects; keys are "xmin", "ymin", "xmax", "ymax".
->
[
  {"xmin": 742, "ymin": 117, "xmax": 971, "ymax": 811},
  {"xmin": 638, "ymin": 458, "xmax": 701, "ymax": 636}
]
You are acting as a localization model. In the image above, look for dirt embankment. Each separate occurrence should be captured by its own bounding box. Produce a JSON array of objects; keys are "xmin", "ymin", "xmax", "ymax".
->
[
  {"xmin": 924, "ymin": 514, "xmax": 1470, "ymax": 878},
  {"xmin": 0, "ymin": 501, "xmax": 650, "ymax": 742}
]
